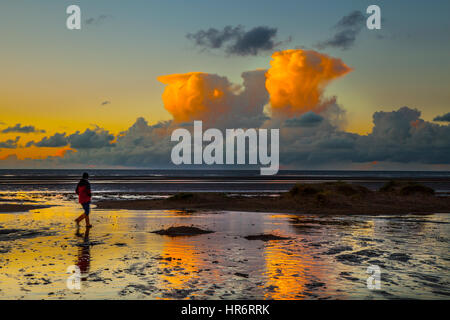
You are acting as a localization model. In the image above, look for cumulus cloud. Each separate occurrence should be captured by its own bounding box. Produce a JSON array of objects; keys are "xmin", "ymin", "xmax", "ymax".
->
[
  {"xmin": 1, "ymin": 48, "xmax": 449, "ymax": 170},
  {"xmin": 1, "ymin": 123, "xmax": 45, "ymax": 134},
  {"xmin": 187, "ymin": 25, "xmax": 282, "ymax": 56},
  {"xmin": 27, "ymin": 133, "xmax": 68, "ymax": 148},
  {"xmin": 278, "ymin": 106, "xmax": 450, "ymax": 167},
  {"xmin": 81, "ymin": 106, "xmax": 449, "ymax": 168},
  {"xmin": 4, "ymin": 105, "xmax": 449, "ymax": 169},
  {"xmin": 0, "ymin": 136, "xmax": 20, "ymax": 149},
  {"xmin": 67, "ymin": 128, "xmax": 115, "ymax": 149},
  {"xmin": 317, "ymin": 11, "xmax": 365, "ymax": 50},
  {"xmin": 371, "ymin": 107, "xmax": 421, "ymax": 141},
  {"xmin": 265, "ymin": 49, "xmax": 352, "ymax": 117},
  {"xmin": 433, "ymin": 112, "xmax": 450, "ymax": 122},
  {"xmin": 157, "ymin": 69, "xmax": 269, "ymax": 128},
  {"xmin": 60, "ymin": 118, "xmax": 173, "ymax": 167},
  {"xmin": 27, "ymin": 128, "xmax": 115, "ymax": 149},
  {"xmin": 359, "ymin": 107, "xmax": 450, "ymax": 163}
]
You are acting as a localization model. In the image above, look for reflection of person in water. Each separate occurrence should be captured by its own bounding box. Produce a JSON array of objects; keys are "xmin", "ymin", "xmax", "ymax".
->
[
  {"xmin": 75, "ymin": 172, "xmax": 92, "ymax": 228},
  {"xmin": 75, "ymin": 227, "xmax": 91, "ymax": 281}
]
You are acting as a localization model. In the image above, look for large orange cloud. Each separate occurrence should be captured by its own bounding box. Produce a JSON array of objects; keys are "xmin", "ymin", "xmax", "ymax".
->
[
  {"xmin": 157, "ymin": 70, "xmax": 268, "ymax": 127},
  {"xmin": 157, "ymin": 72, "xmax": 234, "ymax": 125},
  {"xmin": 265, "ymin": 49, "xmax": 352, "ymax": 117},
  {"xmin": 157, "ymin": 50, "xmax": 351, "ymax": 126}
]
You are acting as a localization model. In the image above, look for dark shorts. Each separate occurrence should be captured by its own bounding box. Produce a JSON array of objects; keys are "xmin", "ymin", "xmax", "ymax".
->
[{"xmin": 81, "ymin": 202, "xmax": 90, "ymax": 216}]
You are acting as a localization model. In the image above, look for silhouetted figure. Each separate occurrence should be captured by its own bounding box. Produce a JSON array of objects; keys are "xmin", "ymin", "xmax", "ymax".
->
[{"xmin": 75, "ymin": 172, "xmax": 92, "ymax": 228}]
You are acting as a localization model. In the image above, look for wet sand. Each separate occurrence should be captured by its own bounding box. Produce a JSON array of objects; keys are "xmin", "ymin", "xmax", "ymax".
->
[{"xmin": 0, "ymin": 193, "xmax": 449, "ymax": 300}]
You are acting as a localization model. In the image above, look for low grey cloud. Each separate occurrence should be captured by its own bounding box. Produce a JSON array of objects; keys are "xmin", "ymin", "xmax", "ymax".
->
[
  {"xmin": 101, "ymin": 101, "xmax": 111, "ymax": 106},
  {"xmin": 61, "ymin": 118, "xmax": 173, "ymax": 167},
  {"xmin": 317, "ymin": 11, "xmax": 366, "ymax": 50},
  {"xmin": 433, "ymin": 112, "xmax": 450, "ymax": 122},
  {"xmin": 67, "ymin": 128, "xmax": 115, "ymax": 149},
  {"xmin": 3, "ymin": 105, "xmax": 449, "ymax": 169},
  {"xmin": 284, "ymin": 112, "xmax": 324, "ymax": 127},
  {"xmin": 187, "ymin": 25, "xmax": 282, "ymax": 56},
  {"xmin": 279, "ymin": 106, "xmax": 450, "ymax": 167},
  {"xmin": 50, "ymin": 106, "xmax": 448, "ymax": 169},
  {"xmin": 28, "ymin": 128, "xmax": 115, "ymax": 150},
  {"xmin": 27, "ymin": 133, "xmax": 68, "ymax": 148},
  {"xmin": 1, "ymin": 123, "xmax": 45, "ymax": 134},
  {"xmin": 0, "ymin": 136, "xmax": 20, "ymax": 149}
]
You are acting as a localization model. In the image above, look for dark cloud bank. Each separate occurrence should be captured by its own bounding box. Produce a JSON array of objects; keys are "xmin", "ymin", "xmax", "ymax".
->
[
  {"xmin": 279, "ymin": 107, "xmax": 450, "ymax": 167},
  {"xmin": 27, "ymin": 128, "xmax": 115, "ymax": 149},
  {"xmin": 4, "ymin": 105, "xmax": 449, "ymax": 170}
]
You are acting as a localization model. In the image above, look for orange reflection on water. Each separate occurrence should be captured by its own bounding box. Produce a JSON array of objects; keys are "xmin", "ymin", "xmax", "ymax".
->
[
  {"xmin": 262, "ymin": 244, "xmax": 309, "ymax": 299},
  {"xmin": 158, "ymin": 237, "xmax": 201, "ymax": 291}
]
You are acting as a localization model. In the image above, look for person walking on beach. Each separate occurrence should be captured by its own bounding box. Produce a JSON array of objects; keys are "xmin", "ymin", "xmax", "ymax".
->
[{"xmin": 75, "ymin": 172, "xmax": 92, "ymax": 228}]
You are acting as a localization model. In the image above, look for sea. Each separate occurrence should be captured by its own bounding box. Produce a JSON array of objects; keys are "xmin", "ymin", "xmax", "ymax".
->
[{"xmin": 0, "ymin": 169, "xmax": 449, "ymax": 195}]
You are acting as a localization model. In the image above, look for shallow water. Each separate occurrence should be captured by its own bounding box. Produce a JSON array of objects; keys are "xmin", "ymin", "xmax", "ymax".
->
[{"xmin": 0, "ymin": 194, "xmax": 449, "ymax": 300}]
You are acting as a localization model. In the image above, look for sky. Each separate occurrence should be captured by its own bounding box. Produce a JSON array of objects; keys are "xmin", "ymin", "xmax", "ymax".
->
[{"xmin": 0, "ymin": 0, "xmax": 449, "ymax": 169}]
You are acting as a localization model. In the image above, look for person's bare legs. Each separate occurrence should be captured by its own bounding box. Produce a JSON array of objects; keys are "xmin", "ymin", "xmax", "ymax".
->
[
  {"xmin": 85, "ymin": 215, "xmax": 92, "ymax": 228},
  {"xmin": 75, "ymin": 214, "xmax": 86, "ymax": 227}
]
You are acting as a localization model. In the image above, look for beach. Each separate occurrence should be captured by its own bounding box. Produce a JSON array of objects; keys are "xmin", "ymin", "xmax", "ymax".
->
[
  {"xmin": 0, "ymin": 193, "xmax": 449, "ymax": 299},
  {"xmin": 0, "ymin": 170, "xmax": 449, "ymax": 299}
]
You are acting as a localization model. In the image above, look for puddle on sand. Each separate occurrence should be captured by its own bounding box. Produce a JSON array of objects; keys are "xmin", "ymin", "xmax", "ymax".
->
[{"xmin": 0, "ymin": 196, "xmax": 449, "ymax": 300}]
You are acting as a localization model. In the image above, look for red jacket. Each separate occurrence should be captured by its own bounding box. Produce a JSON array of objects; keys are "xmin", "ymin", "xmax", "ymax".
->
[{"xmin": 76, "ymin": 179, "xmax": 92, "ymax": 204}]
